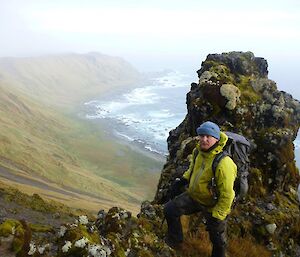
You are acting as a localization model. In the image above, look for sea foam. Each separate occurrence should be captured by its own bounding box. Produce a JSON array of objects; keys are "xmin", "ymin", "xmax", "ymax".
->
[{"xmin": 83, "ymin": 71, "xmax": 194, "ymax": 155}]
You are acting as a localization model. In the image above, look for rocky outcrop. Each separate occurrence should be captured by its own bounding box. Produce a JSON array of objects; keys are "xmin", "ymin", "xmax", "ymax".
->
[
  {"xmin": 0, "ymin": 204, "xmax": 176, "ymax": 257},
  {"xmin": 1, "ymin": 52, "xmax": 299, "ymax": 256},
  {"xmin": 154, "ymin": 51, "xmax": 300, "ymax": 256}
]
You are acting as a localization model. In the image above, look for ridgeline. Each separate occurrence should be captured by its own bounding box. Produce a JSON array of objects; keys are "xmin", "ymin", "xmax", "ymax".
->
[
  {"xmin": 0, "ymin": 53, "xmax": 163, "ymax": 214},
  {"xmin": 0, "ymin": 52, "xmax": 299, "ymax": 256}
]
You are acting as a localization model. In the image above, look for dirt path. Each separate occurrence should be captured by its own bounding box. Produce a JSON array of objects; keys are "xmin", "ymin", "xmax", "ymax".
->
[
  {"xmin": 0, "ymin": 166, "xmax": 122, "ymax": 212},
  {"xmin": 0, "ymin": 164, "xmax": 140, "ymax": 214},
  {"xmin": 0, "ymin": 165, "xmax": 79, "ymax": 198}
]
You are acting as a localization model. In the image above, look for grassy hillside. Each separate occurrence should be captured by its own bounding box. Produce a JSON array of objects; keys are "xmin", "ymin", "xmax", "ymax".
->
[
  {"xmin": 0, "ymin": 52, "xmax": 141, "ymax": 107},
  {"xmin": 0, "ymin": 54, "xmax": 163, "ymax": 214}
]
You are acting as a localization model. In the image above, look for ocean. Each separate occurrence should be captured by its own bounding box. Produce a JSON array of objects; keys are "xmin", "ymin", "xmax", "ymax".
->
[
  {"xmin": 84, "ymin": 71, "xmax": 193, "ymax": 156},
  {"xmin": 83, "ymin": 71, "xmax": 300, "ymax": 167}
]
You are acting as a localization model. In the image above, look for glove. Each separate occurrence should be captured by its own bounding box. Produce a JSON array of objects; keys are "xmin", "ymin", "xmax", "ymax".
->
[
  {"xmin": 169, "ymin": 177, "xmax": 188, "ymax": 199},
  {"xmin": 206, "ymin": 214, "xmax": 225, "ymax": 232}
]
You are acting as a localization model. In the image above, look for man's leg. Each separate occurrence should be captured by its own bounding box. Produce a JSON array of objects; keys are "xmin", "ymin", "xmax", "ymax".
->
[
  {"xmin": 164, "ymin": 192, "xmax": 205, "ymax": 246},
  {"xmin": 206, "ymin": 216, "xmax": 227, "ymax": 257}
]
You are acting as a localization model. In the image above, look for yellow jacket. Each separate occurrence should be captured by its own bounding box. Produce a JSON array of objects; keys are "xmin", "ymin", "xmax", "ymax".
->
[{"xmin": 183, "ymin": 132, "xmax": 237, "ymax": 220}]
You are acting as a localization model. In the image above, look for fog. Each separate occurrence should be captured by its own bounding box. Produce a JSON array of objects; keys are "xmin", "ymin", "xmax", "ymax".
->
[{"xmin": 1, "ymin": 0, "xmax": 300, "ymax": 99}]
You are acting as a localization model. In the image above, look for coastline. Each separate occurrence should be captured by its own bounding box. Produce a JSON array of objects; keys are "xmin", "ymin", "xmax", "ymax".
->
[
  {"xmin": 76, "ymin": 72, "xmax": 173, "ymax": 165},
  {"xmin": 78, "ymin": 79, "xmax": 300, "ymax": 170},
  {"xmin": 83, "ymin": 116, "xmax": 167, "ymax": 165}
]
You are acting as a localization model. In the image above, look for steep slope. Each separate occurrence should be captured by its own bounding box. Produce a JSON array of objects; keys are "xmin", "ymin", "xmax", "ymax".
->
[
  {"xmin": 0, "ymin": 151, "xmax": 271, "ymax": 257},
  {"xmin": 2, "ymin": 52, "xmax": 298, "ymax": 257},
  {"xmin": 0, "ymin": 52, "xmax": 141, "ymax": 107},
  {"xmin": 0, "ymin": 59, "xmax": 162, "ymax": 214},
  {"xmin": 154, "ymin": 52, "xmax": 300, "ymax": 256}
]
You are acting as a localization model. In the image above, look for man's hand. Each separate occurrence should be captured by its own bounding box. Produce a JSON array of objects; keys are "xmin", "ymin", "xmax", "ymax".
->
[
  {"xmin": 169, "ymin": 177, "xmax": 188, "ymax": 199},
  {"xmin": 206, "ymin": 214, "xmax": 226, "ymax": 232}
]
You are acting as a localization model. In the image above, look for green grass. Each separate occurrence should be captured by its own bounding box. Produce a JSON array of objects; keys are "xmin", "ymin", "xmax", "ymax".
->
[{"xmin": 0, "ymin": 81, "xmax": 163, "ymax": 210}]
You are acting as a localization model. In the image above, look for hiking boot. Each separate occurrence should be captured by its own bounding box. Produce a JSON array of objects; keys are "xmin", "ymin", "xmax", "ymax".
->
[{"xmin": 164, "ymin": 236, "xmax": 182, "ymax": 249}]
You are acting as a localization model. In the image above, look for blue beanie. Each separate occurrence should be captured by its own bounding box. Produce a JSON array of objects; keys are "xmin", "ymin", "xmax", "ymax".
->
[{"xmin": 196, "ymin": 121, "xmax": 220, "ymax": 140}]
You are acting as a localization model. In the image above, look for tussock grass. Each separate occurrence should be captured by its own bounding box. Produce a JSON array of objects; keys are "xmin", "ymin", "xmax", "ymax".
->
[{"xmin": 174, "ymin": 216, "xmax": 271, "ymax": 257}]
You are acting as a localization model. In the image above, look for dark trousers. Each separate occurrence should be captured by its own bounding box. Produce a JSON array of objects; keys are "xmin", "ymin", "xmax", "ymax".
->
[{"xmin": 164, "ymin": 192, "xmax": 227, "ymax": 257}]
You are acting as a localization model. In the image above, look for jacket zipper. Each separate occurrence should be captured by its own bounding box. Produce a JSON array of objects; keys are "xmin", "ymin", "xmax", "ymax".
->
[{"xmin": 192, "ymin": 160, "xmax": 205, "ymax": 192}]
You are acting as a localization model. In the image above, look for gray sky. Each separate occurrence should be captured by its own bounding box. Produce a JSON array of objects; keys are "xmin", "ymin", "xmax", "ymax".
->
[{"xmin": 1, "ymin": 0, "xmax": 300, "ymax": 99}]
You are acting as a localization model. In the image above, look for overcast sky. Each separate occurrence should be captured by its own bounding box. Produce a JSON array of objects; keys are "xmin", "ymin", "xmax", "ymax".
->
[{"xmin": 0, "ymin": 0, "xmax": 300, "ymax": 99}]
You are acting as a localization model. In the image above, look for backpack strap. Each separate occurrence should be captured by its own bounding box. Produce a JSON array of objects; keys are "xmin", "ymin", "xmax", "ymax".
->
[
  {"xmin": 211, "ymin": 151, "xmax": 228, "ymax": 177},
  {"xmin": 208, "ymin": 151, "xmax": 228, "ymax": 202},
  {"xmin": 190, "ymin": 149, "xmax": 227, "ymax": 180}
]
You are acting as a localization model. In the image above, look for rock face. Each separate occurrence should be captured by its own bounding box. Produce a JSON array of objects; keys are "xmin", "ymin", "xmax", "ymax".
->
[
  {"xmin": 1, "ymin": 52, "xmax": 300, "ymax": 257},
  {"xmin": 154, "ymin": 51, "xmax": 300, "ymax": 255}
]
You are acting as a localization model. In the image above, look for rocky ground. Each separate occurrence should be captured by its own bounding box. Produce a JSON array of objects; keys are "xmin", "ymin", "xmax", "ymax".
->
[
  {"xmin": 1, "ymin": 51, "xmax": 300, "ymax": 257},
  {"xmin": 154, "ymin": 51, "xmax": 300, "ymax": 256},
  {"xmin": 0, "ymin": 184, "xmax": 176, "ymax": 257}
]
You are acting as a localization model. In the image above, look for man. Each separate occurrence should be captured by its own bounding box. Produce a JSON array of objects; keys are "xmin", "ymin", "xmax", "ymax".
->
[{"xmin": 164, "ymin": 121, "xmax": 237, "ymax": 257}]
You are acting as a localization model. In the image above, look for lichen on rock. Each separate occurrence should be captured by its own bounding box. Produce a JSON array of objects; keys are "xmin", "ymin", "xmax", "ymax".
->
[
  {"xmin": 220, "ymin": 83, "xmax": 241, "ymax": 110},
  {"xmin": 199, "ymin": 70, "xmax": 219, "ymax": 85},
  {"xmin": 1, "ymin": 51, "xmax": 299, "ymax": 257},
  {"xmin": 154, "ymin": 51, "xmax": 300, "ymax": 256}
]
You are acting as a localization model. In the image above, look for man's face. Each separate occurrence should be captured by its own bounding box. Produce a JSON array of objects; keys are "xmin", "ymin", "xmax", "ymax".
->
[{"xmin": 197, "ymin": 135, "xmax": 219, "ymax": 151}]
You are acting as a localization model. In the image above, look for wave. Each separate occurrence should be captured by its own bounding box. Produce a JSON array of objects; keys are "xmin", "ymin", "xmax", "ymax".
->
[
  {"xmin": 154, "ymin": 70, "xmax": 192, "ymax": 88},
  {"xmin": 115, "ymin": 114, "xmax": 142, "ymax": 126},
  {"xmin": 114, "ymin": 131, "xmax": 135, "ymax": 142},
  {"xmin": 84, "ymin": 100, "xmax": 99, "ymax": 105},
  {"xmin": 85, "ymin": 87, "xmax": 165, "ymax": 118},
  {"xmin": 144, "ymin": 145, "xmax": 166, "ymax": 156},
  {"xmin": 147, "ymin": 109, "xmax": 175, "ymax": 119},
  {"xmin": 123, "ymin": 87, "xmax": 165, "ymax": 105},
  {"xmin": 83, "ymin": 70, "xmax": 192, "ymax": 156},
  {"xmin": 115, "ymin": 129, "xmax": 167, "ymax": 156}
]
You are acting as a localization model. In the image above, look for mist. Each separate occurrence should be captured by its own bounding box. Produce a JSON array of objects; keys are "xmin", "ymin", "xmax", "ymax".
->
[{"xmin": 0, "ymin": 0, "xmax": 299, "ymax": 99}]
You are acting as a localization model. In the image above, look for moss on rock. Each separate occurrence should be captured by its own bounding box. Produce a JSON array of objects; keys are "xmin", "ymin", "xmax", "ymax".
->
[{"xmin": 154, "ymin": 51, "xmax": 300, "ymax": 256}]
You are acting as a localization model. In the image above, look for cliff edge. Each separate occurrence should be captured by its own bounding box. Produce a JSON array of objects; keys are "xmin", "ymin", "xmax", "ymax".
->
[
  {"xmin": 1, "ymin": 52, "xmax": 300, "ymax": 257},
  {"xmin": 154, "ymin": 51, "xmax": 300, "ymax": 256}
]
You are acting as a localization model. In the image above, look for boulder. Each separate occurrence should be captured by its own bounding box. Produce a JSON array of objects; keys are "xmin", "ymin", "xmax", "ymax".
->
[{"xmin": 154, "ymin": 51, "xmax": 300, "ymax": 255}]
